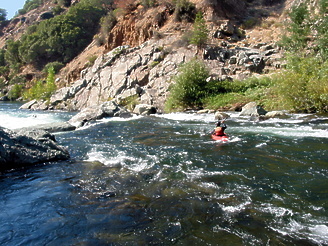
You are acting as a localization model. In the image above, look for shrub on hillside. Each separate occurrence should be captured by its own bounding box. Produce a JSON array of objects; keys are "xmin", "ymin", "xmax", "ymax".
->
[
  {"xmin": 165, "ymin": 59, "xmax": 209, "ymax": 111},
  {"xmin": 17, "ymin": 2, "xmax": 105, "ymax": 68},
  {"xmin": 96, "ymin": 11, "xmax": 117, "ymax": 45},
  {"xmin": 173, "ymin": 0, "xmax": 196, "ymax": 22},
  {"xmin": 18, "ymin": 0, "xmax": 44, "ymax": 15},
  {"xmin": 24, "ymin": 66, "xmax": 57, "ymax": 101},
  {"xmin": 43, "ymin": 61, "xmax": 64, "ymax": 74}
]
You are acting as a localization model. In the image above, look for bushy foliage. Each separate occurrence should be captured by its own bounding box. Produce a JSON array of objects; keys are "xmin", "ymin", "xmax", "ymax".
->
[
  {"xmin": 96, "ymin": 11, "xmax": 117, "ymax": 45},
  {"xmin": 165, "ymin": 59, "xmax": 209, "ymax": 111},
  {"xmin": 279, "ymin": 0, "xmax": 328, "ymax": 61},
  {"xmin": 52, "ymin": 5, "xmax": 64, "ymax": 15},
  {"xmin": 279, "ymin": 2, "xmax": 310, "ymax": 53},
  {"xmin": 202, "ymin": 77, "xmax": 272, "ymax": 110},
  {"xmin": 275, "ymin": 0, "xmax": 328, "ymax": 112},
  {"xmin": 43, "ymin": 61, "xmax": 64, "ymax": 74},
  {"xmin": 18, "ymin": 0, "xmax": 44, "ymax": 15},
  {"xmin": 24, "ymin": 66, "xmax": 57, "ymax": 100},
  {"xmin": 4, "ymin": 40, "xmax": 21, "ymax": 72},
  {"xmin": 7, "ymin": 84, "xmax": 23, "ymax": 100},
  {"xmin": 16, "ymin": 2, "xmax": 105, "ymax": 68},
  {"xmin": 173, "ymin": 0, "xmax": 196, "ymax": 22},
  {"xmin": 58, "ymin": 0, "xmax": 71, "ymax": 7},
  {"xmin": 141, "ymin": 0, "xmax": 157, "ymax": 8},
  {"xmin": 0, "ymin": 49, "xmax": 5, "ymax": 67},
  {"xmin": 0, "ymin": 8, "xmax": 7, "ymax": 22},
  {"xmin": 270, "ymin": 57, "xmax": 328, "ymax": 112}
]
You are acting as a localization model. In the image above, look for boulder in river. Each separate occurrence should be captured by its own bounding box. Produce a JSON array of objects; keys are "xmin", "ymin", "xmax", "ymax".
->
[
  {"xmin": 133, "ymin": 104, "xmax": 157, "ymax": 115},
  {"xmin": 214, "ymin": 111, "xmax": 230, "ymax": 120},
  {"xmin": 240, "ymin": 102, "xmax": 267, "ymax": 117},
  {"xmin": 68, "ymin": 100, "xmax": 132, "ymax": 127},
  {"xmin": 264, "ymin": 111, "xmax": 287, "ymax": 119},
  {"xmin": 0, "ymin": 127, "xmax": 70, "ymax": 171},
  {"xmin": 16, "ymin": 121, "xmax": 76, "ymax": 133}
]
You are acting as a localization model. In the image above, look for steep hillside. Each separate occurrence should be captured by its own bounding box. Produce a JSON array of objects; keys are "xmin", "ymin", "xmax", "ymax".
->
[{"xmin": 4, "ymin": 0, "xmax": 326, "ymax": 113}]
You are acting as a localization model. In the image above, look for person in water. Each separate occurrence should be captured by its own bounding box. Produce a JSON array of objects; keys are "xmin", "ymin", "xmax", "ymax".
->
[{"xmin": 212, "ymin": 120, "xmax": 227, "ymax": 136}]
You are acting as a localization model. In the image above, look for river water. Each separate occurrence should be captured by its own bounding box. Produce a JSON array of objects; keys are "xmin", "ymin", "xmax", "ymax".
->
[{"xmin": 0, "ymin": 101, "xmax": 327, "ymax": 245}]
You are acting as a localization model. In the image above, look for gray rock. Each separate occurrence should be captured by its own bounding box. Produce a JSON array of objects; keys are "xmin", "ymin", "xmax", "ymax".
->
[
  {"xmin": 17, "ymin": 122, "xmax": 76, "ymax": 133},
  {"xmin": 133, "ymin": 104, "xmax": 157, "ymax": 115},
  {"xmin": 0, "ymin": 127, "xmax": 70, "ymax": 171},
  {"xmin": 20, "ymin": 99, "xmax": 38, "ymax": 109},
  {"xmin": 0, "ymin": 96, "xmax": 9, "ymax": 101},
  {"xmin": 68, "ymin": 100, "xmax": 132, "ymax": 127},
  {"xmin": 265, "ymin": 111, "xmax": 287, "ymax": 118},
  {"xmin": 214, "ymin": 111, "xmax": 230, "ymax": 120},
  {"xmin": 240, "ymin": 102, "xmax": 267, "ymax": 116}
]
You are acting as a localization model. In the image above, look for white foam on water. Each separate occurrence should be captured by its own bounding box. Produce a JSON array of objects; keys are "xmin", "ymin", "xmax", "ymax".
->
[
  {"xmin": 97, "ymin": 114, "xmax": 143, "ymax": 123},
  {"xmin": 86, "ymin": 148, "xmax": 158, "ymax": 172},
  {"xmin": 0, "ymin": 111, "xmax": 66, "ymax": 129},
  {"xmin": 156, "ymin": 112, "xmax": 214, "ymax": 123},
  {"xmin": 261, "ymin": 203, "xmax": 328, "ymax": 245},
  {"xmin": 260, "ymin": 204, "xmax": 294, "ymax": 217},
  {"xmin": 236, "ymin": 125, "xmax": 328, "ymax": 138},
  {"xmin": 255, "ymin": 142, "xmax": 267, "ymax": 147},
  {"xmin": 221, "ymin": 201, "xmax": 252, "ymax": 213}
]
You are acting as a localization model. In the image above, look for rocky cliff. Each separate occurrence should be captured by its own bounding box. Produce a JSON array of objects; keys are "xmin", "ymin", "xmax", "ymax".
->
[
  {"xmin": 24, "ymin": 35, "xmax": 283, "ymax": 113},
  {"xmin": 1, "ymin": 0, "xmax": 290, "ymax": 112}
]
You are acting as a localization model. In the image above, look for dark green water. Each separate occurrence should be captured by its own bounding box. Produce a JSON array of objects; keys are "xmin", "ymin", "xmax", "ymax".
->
[{"xmin": 0, "ymin": 103, "xmax": 327, "ymax": 245}]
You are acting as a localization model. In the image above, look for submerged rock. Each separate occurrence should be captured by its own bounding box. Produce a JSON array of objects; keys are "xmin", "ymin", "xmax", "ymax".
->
[
  {"xmin": 17, "ymin": 122, "xmax": 76, "ymax": 133},
  {"xmin": 0, "ymin": 127, "xmax": 70, "ymax": 171}
]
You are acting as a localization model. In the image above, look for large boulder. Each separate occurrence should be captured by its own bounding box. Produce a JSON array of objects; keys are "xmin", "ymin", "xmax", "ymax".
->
[
  {"xmin": 17, "ymin": 122, "xmax": 76, "ymax": 133},
  {"xmin": 0, "ymin": 127, "xmax": 70, "ymax": 171},
  {"xmin": 133, "ymin": 104, "xmax": 157, "ymax": 115},
  {"xmin": 68, "ymin": 100, "xmax": 132, "ymax": 127},
  {"xmin": 214, "ymin": 111, "xmax": 230, "ymax": 120},
  {"xmin": 265, "ymin": 110, "xmax": 287, "ymax": 119},
  {"xmin": 240, "ymin": 102, "xmax": 267, "ymax": 116}
]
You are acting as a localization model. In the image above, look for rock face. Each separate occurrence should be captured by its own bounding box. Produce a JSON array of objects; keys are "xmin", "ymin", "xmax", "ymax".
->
[
  {"xmin": 0, "ymin": 127, "xmax": 70, "ymax": 171},
  {"xmin": 28, "ymin": 37, "xmax": 282, "ymax": 113}
]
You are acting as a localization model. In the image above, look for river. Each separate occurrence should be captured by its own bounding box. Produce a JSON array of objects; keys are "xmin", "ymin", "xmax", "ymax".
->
[{"xmin": 0, "ymin": 101, "xmax": 327, "ymax": 245}]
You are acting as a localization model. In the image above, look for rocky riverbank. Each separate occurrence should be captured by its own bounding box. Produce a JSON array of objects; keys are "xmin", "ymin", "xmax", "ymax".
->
[{"xmin": 0, "ymin": 127, "xmax": 70, "ymax": 172}]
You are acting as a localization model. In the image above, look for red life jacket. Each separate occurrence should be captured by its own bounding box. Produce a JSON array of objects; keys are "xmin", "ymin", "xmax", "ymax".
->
[{"xmin": 214, "ymin": 127, "xmax": 225, "ymax": 136}]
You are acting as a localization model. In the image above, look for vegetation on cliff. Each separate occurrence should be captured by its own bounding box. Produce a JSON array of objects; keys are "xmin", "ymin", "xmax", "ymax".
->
[{"xmin": 166, "ymin": 0, "xmax": 328, "ymax": 113}]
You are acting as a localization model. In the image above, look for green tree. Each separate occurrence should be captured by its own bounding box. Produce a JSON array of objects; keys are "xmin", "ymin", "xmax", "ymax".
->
[
  {"xmin": 0, "ymin": 49, "xmax": 5, "ymax": 66},
  {"xmin": 189, "ymin": 12, "xmax": 208, "ymax": 49},
  {"xmin": 0, "ymin": 8, "xmax": 7, "ymax": 22},
  {"xmin": 18, "ymin": 1, "xmax": 104, "ymax": 68},
  {"xmin": 4, "ymin": 39, "xmax": 21, "ymax": 71},
  {"xmin": 280, "ymin": 2, "xmax": 310, "ymax": 53},
  {"xmin": 165, "ymin": 59, "xmax": 210, "ymax": 111}
]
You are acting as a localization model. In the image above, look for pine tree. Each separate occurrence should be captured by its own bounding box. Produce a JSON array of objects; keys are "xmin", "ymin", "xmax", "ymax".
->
[{"xmin": 190, "ymin": 12, "xmax": 208, "ymax": 49}]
